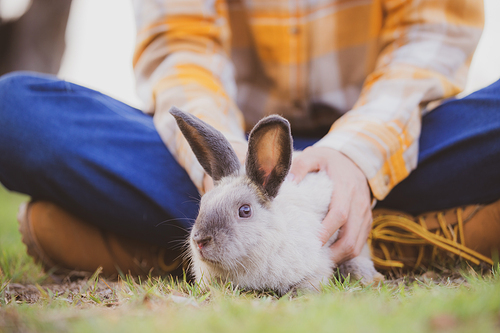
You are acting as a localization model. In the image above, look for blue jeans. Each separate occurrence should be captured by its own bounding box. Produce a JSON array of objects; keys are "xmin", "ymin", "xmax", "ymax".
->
[{"xmin": 0, "ymin": 72, "xmax": 499, "ymax": 247}]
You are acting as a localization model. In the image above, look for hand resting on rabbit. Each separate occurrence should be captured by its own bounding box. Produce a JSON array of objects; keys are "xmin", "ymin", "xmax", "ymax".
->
[{"xmin": 170, "ymin": 107, "xmax": 383, "ymax": 295}]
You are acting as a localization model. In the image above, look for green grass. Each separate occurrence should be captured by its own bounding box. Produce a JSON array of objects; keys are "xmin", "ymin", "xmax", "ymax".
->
[
  {"xmin": 0, "ymin": 185, "xmax": 27, "ymax": 252},
  {"xmin": 1, "ymin": 271, "xmax": 500, "ymax": 333},
  {"xmin": 1, "ymin": 186, "xmax": 500, "ymax": 333},
  {"xmin": 0, "ymin": 186, "xmax": 49, "ymax": 285}
]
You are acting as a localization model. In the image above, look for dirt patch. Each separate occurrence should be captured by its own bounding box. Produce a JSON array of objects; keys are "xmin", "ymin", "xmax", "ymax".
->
[{"xmin": 3, "ymin": 279, "xmax": 119, "ymax": 305}]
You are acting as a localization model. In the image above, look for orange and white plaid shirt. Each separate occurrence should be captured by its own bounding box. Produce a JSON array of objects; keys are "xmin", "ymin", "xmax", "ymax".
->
[{"xmin": 132, "ymin": 0, "xmax": 483, "ymax": 199}]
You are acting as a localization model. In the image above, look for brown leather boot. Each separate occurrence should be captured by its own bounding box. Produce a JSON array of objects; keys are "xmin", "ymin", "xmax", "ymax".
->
[
  {"xmin": 371, "ymin": 198, "xmax": 500, "ymax": 272},
  {"xmin": 18, "ymin": 201, "xmax": 187, "ymax": 278}
]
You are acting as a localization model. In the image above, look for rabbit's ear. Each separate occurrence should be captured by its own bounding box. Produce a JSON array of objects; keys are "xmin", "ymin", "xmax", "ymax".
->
[
  {"xmin": 169, "ymin": 107, "xmax": 240, "ymax": 182},
  {"xmin": 246, "ymin": 115, "xmax": 292, "ymax": 199}
]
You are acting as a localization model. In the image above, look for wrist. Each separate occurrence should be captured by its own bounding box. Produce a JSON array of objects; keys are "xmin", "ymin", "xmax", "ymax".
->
[{"xmin": 317, "ymin": 146, "xmax": 373, "ymax": 200}]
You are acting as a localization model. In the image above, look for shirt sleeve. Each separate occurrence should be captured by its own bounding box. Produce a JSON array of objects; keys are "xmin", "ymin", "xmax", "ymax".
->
[
  {"xmin": 314, "ymin": 0, "xmax": 484, "ymax": 200},
  {"xmin": 132, "ymin": 0, "xmax": 247, "ymax": 193}
]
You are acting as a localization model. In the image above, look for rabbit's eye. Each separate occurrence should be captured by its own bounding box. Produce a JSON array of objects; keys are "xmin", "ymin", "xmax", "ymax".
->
[{"xmin": 238, "ymin": 204, "xmax": 252, "ymax": 218}]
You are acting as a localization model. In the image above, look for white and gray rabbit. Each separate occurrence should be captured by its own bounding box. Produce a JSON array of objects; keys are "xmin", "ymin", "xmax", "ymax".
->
[{"xmin": 170, "ymin": 107, "xmax": 383, "ymax": 295}]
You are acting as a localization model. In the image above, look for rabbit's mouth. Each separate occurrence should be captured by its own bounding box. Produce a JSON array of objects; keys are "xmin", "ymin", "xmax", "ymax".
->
[
  {"xmin": 195, "ymin": 246, "xmax": 222, "ymax": 265},
  {"xmin": 198, "ymin": 252, "xmax": 222, "ymax": 266}
]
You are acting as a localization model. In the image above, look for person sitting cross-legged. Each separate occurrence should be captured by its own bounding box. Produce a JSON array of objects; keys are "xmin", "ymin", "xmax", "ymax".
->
[{"xmin": 0, "ymin": 0, "xmax": 499, "ymax": 278}]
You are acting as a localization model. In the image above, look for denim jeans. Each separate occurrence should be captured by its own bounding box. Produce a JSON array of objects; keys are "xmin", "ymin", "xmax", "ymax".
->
[{"xmin": 0, "ymin": 72, "xmax": 499, "ymax": 247}]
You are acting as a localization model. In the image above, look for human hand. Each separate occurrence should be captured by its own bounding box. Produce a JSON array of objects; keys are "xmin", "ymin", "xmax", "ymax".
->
[
  {"xmin": 289, "ymin": 146, "xmax": 372, "ymax": 264},
  {"xmin": 202, "ymin": 141, "xmax": 247, "ymax": 193}
]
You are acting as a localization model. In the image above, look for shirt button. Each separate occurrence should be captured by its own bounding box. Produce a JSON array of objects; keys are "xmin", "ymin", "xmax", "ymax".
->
[
  {"xmin": 384, "ymin": 175, "xmax": 390, "ymax": 186},
  {"xmin": 290, "ymin": 26, "xmax": 300, "ymax": 34}
]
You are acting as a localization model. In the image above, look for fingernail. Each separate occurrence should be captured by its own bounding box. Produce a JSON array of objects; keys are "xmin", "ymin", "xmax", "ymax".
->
[{"xmin": 286, "ymin": 173, "xmax": 295, "ymax": 183}]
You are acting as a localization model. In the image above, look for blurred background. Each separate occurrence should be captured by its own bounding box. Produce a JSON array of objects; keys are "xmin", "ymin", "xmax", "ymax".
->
[
  {"xmin": 0, "ymin": 0, "xmax": 142, "ymax": 108},
  {"xmin": 1, "ymin": 0, "xmax": 499, "ymax": 111}
]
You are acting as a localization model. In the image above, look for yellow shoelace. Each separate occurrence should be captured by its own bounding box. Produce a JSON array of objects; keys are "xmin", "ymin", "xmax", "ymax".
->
[{"xmin": 369, "ymin": 208, "xmax": 493, "ymax": 270}]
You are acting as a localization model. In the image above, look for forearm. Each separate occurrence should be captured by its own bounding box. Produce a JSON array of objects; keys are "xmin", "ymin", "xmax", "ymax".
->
[
  {"xmin": 316, "ymin": 0, "xmax": 484, "ymax": 200},
  {"xmin": 132, "ymin": 0, "xmax": 247, "ymax": 192}
]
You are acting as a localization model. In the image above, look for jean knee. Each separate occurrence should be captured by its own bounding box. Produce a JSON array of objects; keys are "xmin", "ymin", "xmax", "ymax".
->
[
  {"xmin": 0, "ymin": 73, "xmax": 28, "ymax": 135},
  {"xmin": 0, "ymin": 72, "xmax": 64, "ymax": 168},
  {"xmin": 0, "ymin": 71, "xmax": 55, "ymax": 117},
  {"xmin": 0, "ymin": 72, "xmax": 28, "ymax": 105},
  {"xmin": 1, "ymin": 72, "xmax": 35, "ymax": 132}
]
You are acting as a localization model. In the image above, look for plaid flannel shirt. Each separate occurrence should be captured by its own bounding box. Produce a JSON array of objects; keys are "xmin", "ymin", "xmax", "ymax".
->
[{"xmin": 132, "ymin": 0, "xmax": 483, "ymax": 199}]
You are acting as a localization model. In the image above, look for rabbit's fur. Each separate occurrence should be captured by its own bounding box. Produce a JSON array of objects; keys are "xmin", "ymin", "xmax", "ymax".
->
[{"xmin": 170, "ymin": 107, "xmax": 383, "ymax": 295}]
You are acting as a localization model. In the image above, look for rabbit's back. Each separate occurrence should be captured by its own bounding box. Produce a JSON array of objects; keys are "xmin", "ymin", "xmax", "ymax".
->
[{"xmin": 275, "ymin": 170, "xmax": 333, "ymax": 226}]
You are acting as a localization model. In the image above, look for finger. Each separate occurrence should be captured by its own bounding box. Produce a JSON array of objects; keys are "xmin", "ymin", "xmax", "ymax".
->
[
  {"xmin": 329, "ymin": 205, "xmax": 372, "ymax": 263},
  {"xmin": 360, "ymin": 203, "xmax": 373, "ymax": 240},
  {"xmin": 289, "ymin": 152, "xmax": 320, "ymax": 184},
  {"xmin": 357, "ymin": 217, "xmax": 372, "ymax": 254},
  {"xmin": 357, "ymin": 209, "xmax": 374, "ymax": 255},
  {"xmin": 319, "ymin": 193, "xmax": 350, "ymax": 244},
  {"xmin": 329, "ymin": 224, "xmax": 360, "ymax": 264},
  {"xmin": 352, "ymin": 191, "xmax": 373, "ymax": 248},
  {"xmin": 319, "ymin": 167, "xmax": 353, "ymax": 242}
]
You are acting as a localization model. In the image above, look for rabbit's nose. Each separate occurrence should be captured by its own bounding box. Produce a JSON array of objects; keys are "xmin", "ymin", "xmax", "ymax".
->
[{"xmin": 193, "ymin": 234, "xmax": 212, "ymax": 249}]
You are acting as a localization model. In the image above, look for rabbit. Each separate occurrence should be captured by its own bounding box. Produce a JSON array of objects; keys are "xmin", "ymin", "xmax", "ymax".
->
[{"xmin": 169, "ymin": 106, "xmax": 383, "ymax": 295}]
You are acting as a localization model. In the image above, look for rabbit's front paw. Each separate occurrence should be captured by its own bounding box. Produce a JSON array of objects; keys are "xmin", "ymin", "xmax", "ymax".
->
[{"xmin": 339, "ymin": 256, "xmax": 384, "ymax": 286}]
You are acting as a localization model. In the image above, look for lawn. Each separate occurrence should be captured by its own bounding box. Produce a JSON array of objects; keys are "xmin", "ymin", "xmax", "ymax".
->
[{"xmin": 1, "ymin": 185, "xmax": 500, "ymax": 333}]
